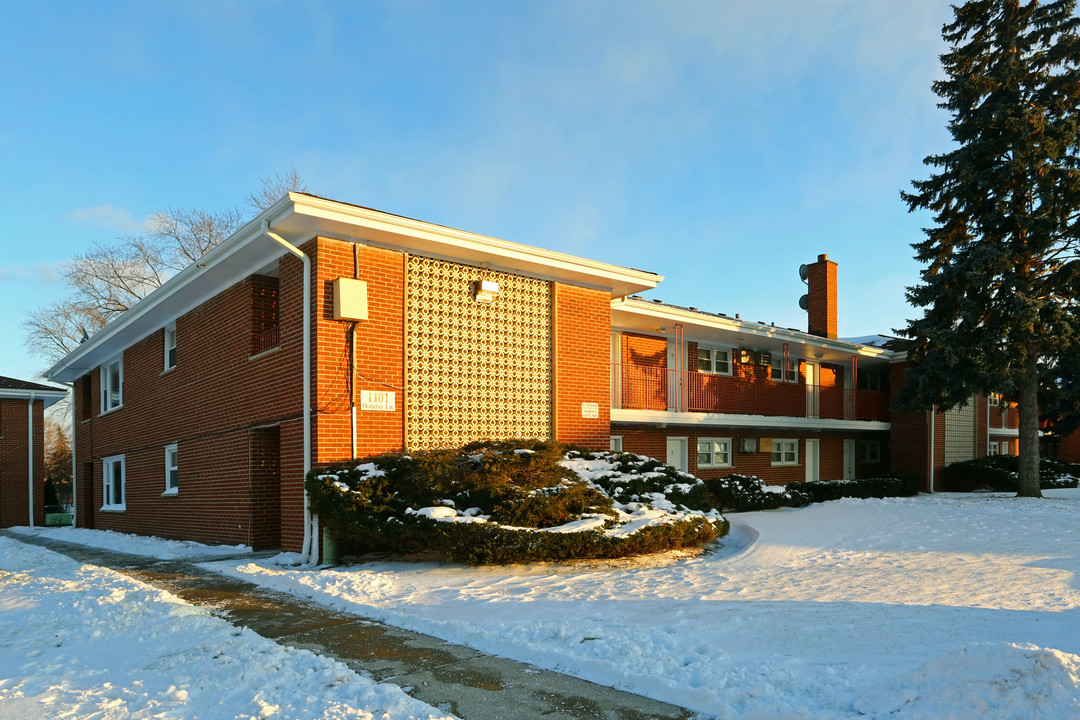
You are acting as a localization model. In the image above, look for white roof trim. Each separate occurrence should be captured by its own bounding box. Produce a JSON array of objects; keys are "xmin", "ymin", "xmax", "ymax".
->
[{"xmin": 46, "ymin": 194, "xmax": 662, "ymax": 383}]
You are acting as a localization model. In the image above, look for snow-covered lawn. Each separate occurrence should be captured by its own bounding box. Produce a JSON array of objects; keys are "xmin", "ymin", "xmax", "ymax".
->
[
  {"xmin": 0, "ymin": 537, "xmax": 451, "ymax": 719},
  {"xmin": 5, "ymin": 491, "xmax": 1080, "ymax": 718},
  {"xmin": 207, "ymin": 490, "xmax": 1080, "ymax": 719}
]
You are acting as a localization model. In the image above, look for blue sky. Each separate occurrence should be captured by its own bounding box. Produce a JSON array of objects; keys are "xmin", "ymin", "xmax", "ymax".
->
[{"xmin": 0, "ymin": 1, "xmax": 954, "ymax": 384}]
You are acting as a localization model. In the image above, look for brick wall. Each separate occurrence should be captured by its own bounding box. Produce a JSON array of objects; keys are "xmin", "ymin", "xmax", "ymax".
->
[
  {"xmin": 554, "ymin": 284, "xmax": 610, "ymax": 449},
  {"xmin": 73, "ymin": 253, "xmax": 306, "ymax": 549},
  {"xmin": 0, "ymin": 398, "xmax": 46, "ymax": 528},
  {"xmin": 310, "ymin": 238, "xmax": 406, "ymax": 464}
]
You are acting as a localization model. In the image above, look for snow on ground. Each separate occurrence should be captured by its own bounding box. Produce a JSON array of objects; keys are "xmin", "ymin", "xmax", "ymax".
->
[
  {"xmin": 0, "ymin": 537, "xmax": 452, "ymax": 720},
  {"xmin": 9, "ymin": 524, "xmax": 251, "ymax": 560},
  {"xmin": 202, "ymin": 490, "xmax": 1080, "ymax": 719},
  {"xmin": 8, "ymin": 491, "xmax": 1080, "ymax": 718}
]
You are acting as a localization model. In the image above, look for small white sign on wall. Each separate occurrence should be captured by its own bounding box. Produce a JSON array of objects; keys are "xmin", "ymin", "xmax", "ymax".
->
[
  {"xmin": 581, "ymin": 402, "xmax": 599, "ymax": 419},
  {"xmin": 361, "ymin": 390, "xmax": 396, "ymax": 412}
]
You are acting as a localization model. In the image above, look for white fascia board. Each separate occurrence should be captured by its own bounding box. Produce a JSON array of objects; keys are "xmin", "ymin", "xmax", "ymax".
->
[
  {"xmin": 278, "ymin": 194, "xmax": 662, "ymax": 298},
  {"xmin": 0, "ymin": 388, "xmax": 69, "ymax": 408},
  {"xmin": 612, "ymin": 298, "xmax": 897, "ymax": 361},
  {"xmin": 611, "ymin": 408, "xmax": 891, "ymax": 432}
]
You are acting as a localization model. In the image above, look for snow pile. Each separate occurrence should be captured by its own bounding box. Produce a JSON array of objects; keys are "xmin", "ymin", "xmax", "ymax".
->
[
  {"xmin": 856, "ymin": 642, "xmax": 1080, "ymax": 719},
  {"xmin": 9, "ymin": 524, "xmax": 250, "ymax": 559},
  {"xmin": 0, "ymin": 537, "xmax": 451, "ymax": 720}
]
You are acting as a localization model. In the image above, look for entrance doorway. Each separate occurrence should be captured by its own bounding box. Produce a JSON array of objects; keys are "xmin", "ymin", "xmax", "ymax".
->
[
  {"xmin": 805, "ymin": 439, "xmax": 820, "ymax": 483},
  {"xmin": 666, "ymin": 437, "xmax": 688, "ymax": 472}
]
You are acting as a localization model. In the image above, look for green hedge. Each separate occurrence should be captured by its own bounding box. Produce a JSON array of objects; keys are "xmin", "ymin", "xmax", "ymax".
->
[
  {"xmin": 702, "ymin": 474, "xmax": 921, "ymax": 513},
  {"xmin": 306, "ymin": 440, "xmax": 727, "ymax": 564},
  {"xmin": 940, "ymin": 455, "xmax": 1080, "ymax": 492}
]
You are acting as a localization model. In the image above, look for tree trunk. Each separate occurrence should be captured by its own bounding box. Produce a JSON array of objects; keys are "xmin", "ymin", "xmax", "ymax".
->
[{"xmin": 1016, "ymin": 359, "xmax": 1042, "ymax": 498}]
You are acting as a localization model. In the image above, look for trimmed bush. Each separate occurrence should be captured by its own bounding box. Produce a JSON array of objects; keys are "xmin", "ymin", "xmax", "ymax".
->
[
  {"xmin": 941, "ymin": 455, "xmax": 1080, "ymax": 492},
  {"xmin": 306, "ymin": 440, "xmax": 728, "ymax": 565},
  {"xmin": 702, "ymin": 473, "xmax": 920, "ymax": 513}
]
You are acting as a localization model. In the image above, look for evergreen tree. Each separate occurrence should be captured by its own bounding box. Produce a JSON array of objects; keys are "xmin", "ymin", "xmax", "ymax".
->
[{"xmin": 899, "ymin": 0, "xmax": 1080, "ymax": 497}]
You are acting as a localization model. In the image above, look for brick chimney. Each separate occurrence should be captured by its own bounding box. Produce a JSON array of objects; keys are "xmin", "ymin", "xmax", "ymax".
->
[{"xmin": 806, "ymin": 253, "xmax": 837, "ymax": 340}]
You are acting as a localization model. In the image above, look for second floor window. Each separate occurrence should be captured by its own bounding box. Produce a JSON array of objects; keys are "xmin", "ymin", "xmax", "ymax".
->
[
  {"xmin": 100, "ymin": 357, "xmax": 123, "ymax": 413},
  {"xmin": 770, "ymin": 356, "xmax": 798, "ymax": 383},
  {"xmin": 696, "ymin": 346, "xmax": 732, "ymax": 374},
  {"xmin": 164, "ymin": 323, "xmax": 177, "ymax": 370}
]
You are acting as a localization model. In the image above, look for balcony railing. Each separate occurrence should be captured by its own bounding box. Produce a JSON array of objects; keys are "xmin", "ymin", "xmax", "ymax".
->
[
  {"xmin": 251, "ymin": 325, "xmax": 280, "ymax": 355},
  {"xmin": 611, "ymin": 364, "xmax": 890, "ymax": 422}
]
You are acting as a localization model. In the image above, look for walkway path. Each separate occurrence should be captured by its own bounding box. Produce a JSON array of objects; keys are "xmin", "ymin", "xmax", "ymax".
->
[{"xmin": 2, "ymin": 531, "xmax": 699, "ymax": 720}]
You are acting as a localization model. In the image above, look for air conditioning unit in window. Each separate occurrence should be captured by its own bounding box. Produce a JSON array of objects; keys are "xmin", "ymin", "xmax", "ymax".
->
[
  {"xmin": 758, "ymin": 352, "xmax": 772, "ymax": 366},
  {"xmin": 739, "ymin": 437, "xmax": 759, "ymax": 453}
]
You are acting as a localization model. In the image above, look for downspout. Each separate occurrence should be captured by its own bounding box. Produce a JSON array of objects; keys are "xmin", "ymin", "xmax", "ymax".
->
[
  {"xmin": 28, "ymin": 393, "xmax": 35, "ymax": 527},
  {"xmin": 262, "ymin": 221, "xmax": 315, "ymax": 564},
  {"xmin": 929, "ymin": 406, "xmax": 936, "ymax": 493},
  {"xmin": 67, "ymin": 383, "xmax": 76, "ymax": 528}
]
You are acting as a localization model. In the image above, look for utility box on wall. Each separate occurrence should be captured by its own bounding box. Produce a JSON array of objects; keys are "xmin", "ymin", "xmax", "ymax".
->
[{"xmin": 333, "ymin": 277, "xmax": 368, "ymax": 321}]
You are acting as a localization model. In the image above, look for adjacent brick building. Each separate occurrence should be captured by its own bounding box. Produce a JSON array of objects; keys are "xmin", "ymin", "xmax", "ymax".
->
[
  {"xmin": 0, "ymin": 376, "xmax": 68, "ymax": 528},
  {"xmin": 44, "ymin": 193, "xmax": 1027, "ymax": 555}
]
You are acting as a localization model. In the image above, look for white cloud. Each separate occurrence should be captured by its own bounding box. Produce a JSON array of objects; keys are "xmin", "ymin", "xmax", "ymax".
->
[
  {"xmin": 65, "ymin": 204, "xmax": 152, "ymax": 234},
  {"xmin": 0, "ymin": 262, "xmax": 62, "ymax": 284}
]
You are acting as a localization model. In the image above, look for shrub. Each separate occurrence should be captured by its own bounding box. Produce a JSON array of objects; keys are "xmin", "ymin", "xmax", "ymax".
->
[
  {"xmin": 941, "ymin": 455, "xmax": 1080, "ymax": 492},
  {"xmin": 702, "ymin": 473, "xmax": 919, "ymax": 513},
  {"xmin": 306, "ymin": 440, "xmax": 727, "ymax": 564}
]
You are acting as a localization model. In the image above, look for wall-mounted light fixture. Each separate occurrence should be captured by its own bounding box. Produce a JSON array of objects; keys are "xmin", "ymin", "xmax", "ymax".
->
[{"xmin": 472, "ymin": 279, "xmax": 500, "ymax": 303}]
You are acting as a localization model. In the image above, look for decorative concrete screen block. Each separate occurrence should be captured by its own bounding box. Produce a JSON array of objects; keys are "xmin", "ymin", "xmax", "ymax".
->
[
  {"xmin": 406, "ymin": 256, "xmax": 552, "ymax": 450},
  {"xmin": 332, "ymin": 277, "xmax": 369, "ymax": 321}
]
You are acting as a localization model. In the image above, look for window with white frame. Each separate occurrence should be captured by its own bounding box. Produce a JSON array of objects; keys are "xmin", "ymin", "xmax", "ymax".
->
[
  {"xmin": 771, "ymin": 439, "xmax": 798, "ymax": 465},
  {"xmin": 697, "ymin": 437, "xmax": 732, "ymax": 468},
  {"xmin": 164, "ymin": 444, "xmax": 178, "ymax": 494},
  {"xmin": 696, "ymin": 345, "xmax": 732, "ymax": 375},
  {"xmin": 100, "ymin": 357, "xmax": 123, "ymax": 413},
  {"xmin": 861, "ymin": 439, "xmax": 882, "ymax": 463},
  {"xmin": 164, "ymin": 323, "xmax": 177, "ymax": 370},
  {"xmin": 610, "ymin": 436, "xmax": 623, "ymax": 452},
  {"xmin": 988, "ymin": 441, "xmax": 999, "ymax": 456},
  {"xmin": 102, "ymin": 455, "xmax": 125, "ymax": 510},
  {"xmin": 999, "ymin": 441, "xmax": 1012, "ymax": 456},
  {"xmin": 770, "ymin": 355, "xmax": 798, "ymax": 383},
  {"xmin": 988, "ymin": 393, "xmax": 1001, "ymax": 406}
]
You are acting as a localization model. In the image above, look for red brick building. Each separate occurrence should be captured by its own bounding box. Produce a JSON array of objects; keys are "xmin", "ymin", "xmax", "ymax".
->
[
  {"xmin": 0, "ymin": 377, "xmax": 68, "ymax": 528},
  {"xmin": 44, "ymin": 194, "xmax": 1016, "ymax": 556}
]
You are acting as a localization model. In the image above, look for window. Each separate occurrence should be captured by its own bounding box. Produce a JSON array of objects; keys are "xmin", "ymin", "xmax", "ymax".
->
[
  {"xmin": 164, "ymin": 323, "xmax": 177, "ymax": 370},
  {"xmin": 988, "ymin": 441, "xmax": 999, "ymax": 456},
  {"xmin": 999, "ymin": 441, "xmax": 1012, "ymax": 456},
  {"xmin": 696, "ymin": 345, "xmax": 732, "ymax": 375},
  {"xmin": 80, "ymin": 374, "xmax": 92, "ymax": 421},
  {"xmin": 988, "ymin": 393, "xmax": 1000, "ymax": 407},
  {"xmin": 164, "ymin": 444, "xmax": 178, "ymax": 494},
  {"xmin": 771, "ymin": 439, "xmax": 798, "ymax": 465},
  {"xmin": 697, "ymin": 438, "xmax": 732, "ymax": 468},
  {"xmin": 610, "ymin": 436, "xmax": 623, "ymax": 452},
  {"xmin": 861, "ymin": 439, "xmax": 882, "ymax": 463},
  {"xmin": 770, "ymin": 355, "xmax": 798, "ymax": 383},
  {"xmin": 857, "ymin": 372, "xmax": 884, "ymax": 392},
  {"xmin": 100, "ymin": 357, "xmax": 123, "ymax": 413},
  {"xmin": 102, "ymin": 455, "xmax": 125, "ymax": 511}
]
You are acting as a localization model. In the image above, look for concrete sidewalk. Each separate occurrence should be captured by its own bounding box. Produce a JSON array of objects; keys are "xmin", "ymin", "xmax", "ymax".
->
[{"xmin": 2, "ymin": 531, "xmax": 700, "ymax": 720}]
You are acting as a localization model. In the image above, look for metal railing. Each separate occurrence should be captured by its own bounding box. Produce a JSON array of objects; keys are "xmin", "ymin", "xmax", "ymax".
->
[
  {"xmin": 610, "ymin": 364, "xmax": 890, "ymax": 421},
  {"xmin": 251, "ymin": 325, "xmax": 280, "ymax": 355}
]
